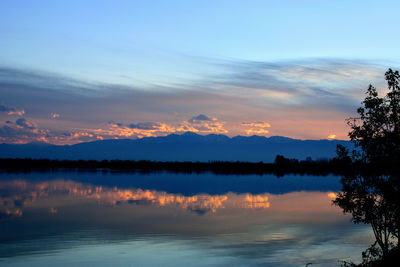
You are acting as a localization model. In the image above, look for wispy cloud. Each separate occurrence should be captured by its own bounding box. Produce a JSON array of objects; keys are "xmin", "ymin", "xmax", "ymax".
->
[
  {"xmin": 242, "ymin": 122, "xmax": 271, "ymax": 128},
  {"xmin": 0, "ymin": 59, "xmax": 394, "ymax": 143},
  {"xmin": 210, "ymin": 58, "xmax": 387, "ymax": 112}
]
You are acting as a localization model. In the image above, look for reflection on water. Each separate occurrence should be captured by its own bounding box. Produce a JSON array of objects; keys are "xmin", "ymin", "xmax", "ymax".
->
[
  {"xmin": 0, "ymin": 179, "xmax": 271, "ymax": 217},
  {"xmin": 0, "ymin": 172, "xmax": 373, "ymax": 266}
]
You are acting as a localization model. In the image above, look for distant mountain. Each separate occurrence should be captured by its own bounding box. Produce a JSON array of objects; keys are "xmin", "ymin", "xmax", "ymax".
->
[{"xmin": 0, "ymin": 132, "xmax": 352, "ymax": 162}]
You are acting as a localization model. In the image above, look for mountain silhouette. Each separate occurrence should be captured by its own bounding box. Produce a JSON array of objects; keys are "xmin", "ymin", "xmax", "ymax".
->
[{"xmin": 0, "ymin": 132, "xmax": 351, "ymax": 162}]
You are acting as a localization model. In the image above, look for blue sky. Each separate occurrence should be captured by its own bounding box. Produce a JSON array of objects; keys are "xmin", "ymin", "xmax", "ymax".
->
[
  {"xmin": 2, "ymin": 0, "xmax": 399, "ymax": 83},
  {"xmin": 1, "ymin": 1, "xmax": 400, "ymax": 143}
]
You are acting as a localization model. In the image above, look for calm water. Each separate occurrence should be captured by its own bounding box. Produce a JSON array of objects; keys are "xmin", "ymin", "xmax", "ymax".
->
[{"xmin": 0, "ymin": 171, "xmax": 373, "ymax": 266}]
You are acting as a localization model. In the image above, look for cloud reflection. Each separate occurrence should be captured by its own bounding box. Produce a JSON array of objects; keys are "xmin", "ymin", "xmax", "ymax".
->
[
  {"xmin": 0, "ymin": 177, "xmax": 369, "ymax": 266},
  {"xmin": 0, "ymin": 180, "xmax": 272, "ymax": 217}
]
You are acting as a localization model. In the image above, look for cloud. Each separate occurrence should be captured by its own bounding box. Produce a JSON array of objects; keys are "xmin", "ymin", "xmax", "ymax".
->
[
  {"xmin": 128, "ymin": 122, "xmax": 162, "ymax": 130},
  {"xmin": 188, "ymin": 114, "xmax": 213, "ymax": 123},
  {"xmin": 105, "ymin": 121, "xmax": 177, "ymax": 139},
  {"xmin": 245, "ymin": 128, "xmax": 270, "ymax": 135},
  {"xmin": 2, "ymin": 61, "xmax": 376, "ymax": 120},
  {"xmin": 0, "ymin": 59, "xmax": 394, "ymax": 143},
  {"xmin": 0, "ymin": 104, "xmax": 25, "ymax": 116},
  {"xmin": 1, "ymin": 118, "xmax": 177, "ymax": 144},
  {"xmin": 105, "ymin": 117, "xmax": 228, "ymax": 140},
  {"xmin": 0, "ymin": 67, "xmax": 236, "ymax": 126},
  {"xmin": 16, "ymin": 118, "xmax": 37, "ymax": 129},
  {"xmin": 108, "ymin": 121, "xmax": 123, "ymax": 127},
  {"xmin": 0, "ymin": 118, "xmax": 48, "ymax": 144},
  {"xmin": 211, "ymin": 58, "xmax": 387, "ymax": 112},
  {"xmin": 0, "ymin": 117, "xmax": 107, "ymax": 144},
  {"xmin": 184, "ymin": 115, "xmax": 227, "ymax": 134},
  {"xmin": 62, "ymin": 115, "xmax": 229, "ymax": 144},
  {"xmin": 241, "ymin": 121, "xmax": 271, "ymax": 128},
  {"xmin": 175, "ymin": 123, "xmax": 199, "ymax": 133},
  {"xmin": 242, "ymin": 121, "xmax": 271, "ymax": 136}
]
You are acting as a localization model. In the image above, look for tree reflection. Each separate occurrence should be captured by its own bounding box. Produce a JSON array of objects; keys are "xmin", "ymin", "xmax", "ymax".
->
[{"xmin": 334, "ymin": 173, "xmax": 399, "ymax": 265}]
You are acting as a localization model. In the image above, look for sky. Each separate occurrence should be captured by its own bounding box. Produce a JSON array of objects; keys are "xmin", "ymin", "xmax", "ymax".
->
[{"xmin": 1, "ymin": 0, "xmax": 400, "ymax": 144}]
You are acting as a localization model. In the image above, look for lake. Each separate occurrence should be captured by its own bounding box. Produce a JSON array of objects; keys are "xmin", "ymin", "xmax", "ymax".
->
[{"xmin": 0, "ymin": 171, "xmax": 373, "ymax": 266}]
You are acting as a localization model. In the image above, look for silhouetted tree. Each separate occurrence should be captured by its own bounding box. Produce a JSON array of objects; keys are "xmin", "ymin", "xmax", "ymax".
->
[
  {"xmin": 347, "ymin": 69, "xmax": 400, "ymax": 168},
  {"xmin": 333, "ymin": 69, "xmax": 400, "ymax": 265}
]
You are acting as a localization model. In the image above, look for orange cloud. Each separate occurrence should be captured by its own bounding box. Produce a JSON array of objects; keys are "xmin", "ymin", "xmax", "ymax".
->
[
  {"xmin": 196, "ymin": 121, "xmax": 228, "ymax": 134},
  {"xmin": 245, "ymin": 128, "xmax": 270, "ymax": 135},
  {"xmin": 241, "ymin": 121, "xmax": 271, "ymax": 136},
  {"xmin": 175, "ymin": 123, "xmax": 199, "ymax": 133},
  {"xmin": 106, "ymin": 122, "xmax": 176, "ymax": 138},
  {"xmin": 242, "ymin": 122, "xmax": 271, "ymax": 128},
  {"xmin": 185, "ymin": 115, "xmax": 228, "ymax": 134}
]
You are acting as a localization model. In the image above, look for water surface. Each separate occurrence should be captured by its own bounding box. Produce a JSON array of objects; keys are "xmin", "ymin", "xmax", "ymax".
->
[{"xmin": 0, "ymin": 172, "xmax": 373, "ymax": 266}]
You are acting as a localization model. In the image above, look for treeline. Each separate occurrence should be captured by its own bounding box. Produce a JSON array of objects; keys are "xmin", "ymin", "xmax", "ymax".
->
[{"xmin": 0, "ymin": 155, "xmax": 373, "ymax": 176}]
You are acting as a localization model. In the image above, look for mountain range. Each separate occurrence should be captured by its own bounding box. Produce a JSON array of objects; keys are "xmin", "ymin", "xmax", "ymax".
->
[{"xmin": 0, "ymin": 132, "xmax": 352, "ymax": 162}]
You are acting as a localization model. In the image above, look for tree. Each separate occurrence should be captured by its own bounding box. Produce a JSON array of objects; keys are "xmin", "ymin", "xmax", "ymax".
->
[
  {"xmin": 347, "ymin": 69, "xmax": 400, "ymax": 168},
  {"xmin": 333, "ymin": 69, "xmax": 400, "ymax": 265}
]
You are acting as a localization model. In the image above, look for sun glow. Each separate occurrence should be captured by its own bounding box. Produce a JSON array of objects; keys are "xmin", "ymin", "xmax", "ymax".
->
[{"xmin": 327, "ymin": 134, "xmax": 336, "ymax": 140}]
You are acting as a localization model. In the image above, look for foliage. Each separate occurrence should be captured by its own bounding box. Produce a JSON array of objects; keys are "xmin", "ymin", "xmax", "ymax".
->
[
  {"xmin": 333, "ymin": 69, "xmax": 400, "ymax": 266},
  {"xmin": 0, "ymin": 156, "xmax": 357, "ymax": 176},
  {"xmin": 347, "ymin": 69, "xmax": 400, "ymax": 168}
]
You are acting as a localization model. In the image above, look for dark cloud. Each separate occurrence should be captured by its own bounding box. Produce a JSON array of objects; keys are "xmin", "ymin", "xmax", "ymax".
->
[
  {"xmin": 108, "ymin": 121, "xmax": 166, "ymax": 130},
  {"xmin": 0, "ymin": 120, "xmax": 46, "ymax": 144},
  {"xmin": 188, "ymin": 114, "xmax": 212, "ymax": 123},
  {"xmin": 0, "ymin": 104, "xmax": 25, "ymax": 116},
  {"xmin": 15, "ymin": 118, "xmax": 37, "ymax": 129},
  {"xmin": 0, "ymin": 118, "xmax": 104, "ymax": 144},
  {"xmin": 128, "ymin": 122, "xmax": 161, "ymax": 130}
]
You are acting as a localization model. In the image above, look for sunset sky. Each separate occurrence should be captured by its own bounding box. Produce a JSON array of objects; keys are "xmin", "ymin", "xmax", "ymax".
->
[{"xmin": 1, "ymin": 0, "xmax": 400, "ymax": 144}]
